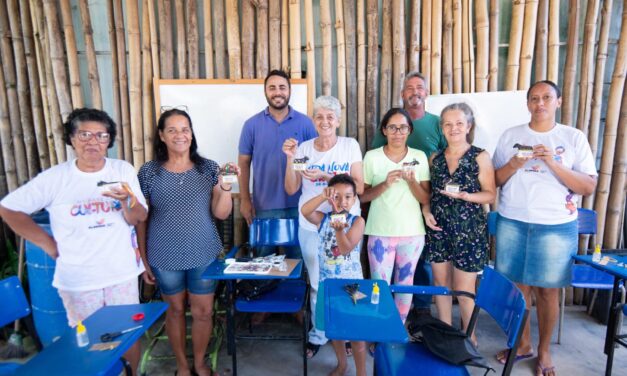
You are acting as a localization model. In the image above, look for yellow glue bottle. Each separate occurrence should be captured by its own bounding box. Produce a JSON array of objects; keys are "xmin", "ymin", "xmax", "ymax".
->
[
  {"xmin": 76, "ymin": 321, "xmax": 89, "ymax": 347},
  {"xmin": 371, "ymin": 282, "xmax": 380, "ymax": 304},
  {"xmin": 592, "ymin": 244, "xmax": 602, "ymax": 263}
]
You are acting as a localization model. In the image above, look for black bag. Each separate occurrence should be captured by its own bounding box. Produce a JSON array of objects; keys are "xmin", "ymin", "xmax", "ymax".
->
[
  {"xmin": 236, "ymin": 279, "xmax": 280, "ymax": 301},
  {"xmin": 409, "ymin": 315, "xmax": 495, "ymax": 375}
]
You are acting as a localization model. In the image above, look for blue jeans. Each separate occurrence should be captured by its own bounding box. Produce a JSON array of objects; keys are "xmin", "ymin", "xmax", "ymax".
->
[
  {"xmin": 254, "ymin": 207, "xmax": 302, "ymax": 259},
  {"xmin": 411, "ymin": 253, "xmax": 433, "ymax": 309}
]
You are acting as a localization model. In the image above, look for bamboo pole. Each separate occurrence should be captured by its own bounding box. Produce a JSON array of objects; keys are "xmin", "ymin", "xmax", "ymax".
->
[
  {"xmin": 453, "ymin": 0, "xmax": 462, "ymax": 93},
  {"xmin": 281, "ymin": 0, "xmax": 289, "ymax": 72},
  {"xmin": 344, "ymin": 0, "xmax": 357, "ymax": 136},
  {"xmin": 175, "ymin": 1, "xmax": 187, "ymax": 79},
  {"xmin": 126, "ymin": 0, "xmax": 145, "ymax": 166},
  {"xmin": 392, "ymin": 0, "xmax": 406, "ymax": 104},
  {"xmin": 225, "ymin": 0, "xmax": 242, "ymax": 79},
  {"xmin": 380, "ymin": 0, "xmax": 392, "ymax": 113},
  {"xmin": 588, "ymin": 0, "xmax": 614, "ymax": 158},
  {"xmin": 488, "ymin": 0, "xmax": 499, "ymax": 91},
  {"xmin": 534, "ymin": 0, "xmax": 548, "ymax": 81},
  {"xmin": 604, "ymin": 91, "xmax": 627, "ymax": 248},
  {"xmin": 594, "ymin": 0, "xmax": 626, "ymax": 245},
  {"xmin": 59, "ymin": 0, "xmax": 83, "ymax": 109},
  {"xmin": 0, "ymin": 143, "xmax": 6, "ymax": 196},
  {"xmin": 158, "ymin": 0, "xmax": 173, "ymax": 79},
  {"xmin": 475, "ymin": 0, "xmax": 489, "ymax": 92},
  {"xmin": 461, "ymin": 0, "xmax": 470, "ymax": 92},
  {"xmin": 561, "ymin": 0, "xmax": 580, "ymax": 126},
  {"xmin": 305, "ymin": 0, "xmax": 316, "ymax": 114},
  {"xmin": 78, "ymin": 0, "xmax": 102, "ymax": 109},
  {"xmin": 203, "ymin": 0, "xmax": 214, "ymax": 78},
  {"xmin": 241, "ymin": 0, "xmax": 255, "ymax": 79},
  {"xmin": 269, "ymin": 0, "xmax": 281, "ymax": 71},
  {"xmin": 421, "ymin": 0, "xmax": 431, "ymax": 88},
  {"xmin": 18, "ymin": 0, "xmax": 49, "ymax": 170},
  {"xmin": 114, "ymin": 0, "xmax": 131, "ymax": 162},
  {"xmin": 142, "ymin": 0, "xmax": 154, "ymax": 162},
  {"xmin": 366, "ymin": 0, "xmax": 378, "ymax": 147},
  {"xmin": 547, "ymin": 0, "xmax": 559, "ymax": 83},
  {"xmin": 186, "ymin": 0, "xmax": 199, "ymax": 79},
  {"xmin": 335, "ymin": 0, "xmax": 347, "ymax": 134},
  {"xmin": 357, "ymin": 0, "xmax": 366, "ymax": 152},
  {"xmin": 442, "ymin": 0, "xmax": 453, "ymax": 94},
  {"xmin": 504, "ymin": 0, "xmax": 525, "ymax": 91},
  {"xmin": 320, "ymin": 0, "xmax": 332, "ymax": 95},
  {"xmin": 257, "ymin": 0, "xmax": 269, "ymax": 77},
  {"xmin": 147, "ymin": 0, "xmax": 160, "ymax": 79},
  {"xmin": 575, "ymin": 0, "xmax": 600, "ymax": 136},
  {"xmin": 7, "ymin": 0, "xmax": 38, "ymax": 177},
  {"xmin": 408, "ymin": 0, "xmax": 421, "ymax": 72},
  {"xmin": 467, "ymin": 0, "xmax": 475, "ymax": 92},
  {"xmin": 107, "ymin": 0, "xmax": 123, "ymax": 159},
  {"xmin": 0, "ymin": 53, "xmax": 17, "ymax": 191},
  {"xmin": 213, "ymin": 0, "xmax": 227, "ymax": 78},
  {"xmin": 288, "ymin": 0, "xmax": 301, "ymax": 78},
  {"xmin": 431, "ymin": 0, "xmax": 442, "ymax": 95},
  {"xmin": 518, "ymin": 0, "xmax": 538, "ymax": 90}
]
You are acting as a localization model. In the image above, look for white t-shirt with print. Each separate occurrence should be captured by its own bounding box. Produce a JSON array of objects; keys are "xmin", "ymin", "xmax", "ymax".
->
[
  {"xmin": 0, "ymin": 158, "xmax": 148, "ymax": 291},
  {"xmin": 296, "ymin": 137, "xmax": 362, "ymax": 232},
  {"xmin": 493, "ymin": 123, "xmax": 597, "ymax": 225}
]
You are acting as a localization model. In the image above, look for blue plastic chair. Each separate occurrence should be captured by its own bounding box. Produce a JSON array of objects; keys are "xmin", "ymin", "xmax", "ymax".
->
[
  {"xmin": 606, "ymin": 303, "xmax": 627, "ymax": 375},
  {"xmin": 374, "ymin": 267, "xmax": 528, "ymax": 376},
  {"xmin": 557, "ymin": 208, "xmax": 625, "ymax": 344},
  {"xmin": 0, "ymin": 276, "xmax": 31, "ymax": 375},
  {"xmin": 228, "ymin": 218, "xmax": 309, "ymax": 375}
]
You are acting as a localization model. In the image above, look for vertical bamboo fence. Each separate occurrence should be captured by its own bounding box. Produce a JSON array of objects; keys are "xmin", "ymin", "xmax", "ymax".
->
[{"xmin": 0, "ymin": 0, "xmax": 625, "ymax": 248}]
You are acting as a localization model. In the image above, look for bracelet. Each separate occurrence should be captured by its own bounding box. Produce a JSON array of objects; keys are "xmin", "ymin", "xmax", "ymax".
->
[
  {"xmin": 126, "ymin": 193, "xmax": 137, "ymax": 209},
  {"xmin": 220, "ymin": 185, "xmax": 232, "ymax": 192}
]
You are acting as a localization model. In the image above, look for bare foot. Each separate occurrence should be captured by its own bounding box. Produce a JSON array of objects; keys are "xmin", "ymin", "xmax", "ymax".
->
[
  {"xmin": 195, "ymin": 364, "xmax": 218, "ymax": 376},
  {"xmin": 175, "ymin": 368, "xmax": 193, "ymax": 376},
  {"xmin": 328, "ymin": 363, "xmax": 347, "ymax": 376}
]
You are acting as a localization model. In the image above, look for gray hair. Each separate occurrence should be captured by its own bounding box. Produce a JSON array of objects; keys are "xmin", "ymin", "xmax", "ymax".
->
[
  {"xmin": 402, "ymin": 71, "xmax": 429, "ymax": 91},
  {"xmin": 313, "ymin": 95, "xmax": 342, "ymax": 119},
  {"xmin": 440, "ymin": 102, "xmax": 476, "ymax": 143}
]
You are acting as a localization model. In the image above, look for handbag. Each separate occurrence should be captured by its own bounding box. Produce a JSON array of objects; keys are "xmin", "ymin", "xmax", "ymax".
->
[{"xmin": 236, "ymin": 279, "xmax": 280, "ymax": 301}]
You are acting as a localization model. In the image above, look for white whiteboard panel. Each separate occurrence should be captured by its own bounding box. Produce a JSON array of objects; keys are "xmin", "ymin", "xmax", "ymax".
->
[
  {"xmin": 426, "ymin": 90, "xmax": 530, "ymax": 155},
  {"xmin": 156, "ymin": 79, "xmax": 309, "ymax": 168}
]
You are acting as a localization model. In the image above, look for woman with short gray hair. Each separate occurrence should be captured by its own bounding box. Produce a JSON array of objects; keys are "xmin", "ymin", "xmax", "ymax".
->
[{"xmin": 282, "ymin": 95, "xmax": 364, "ymax": 358}]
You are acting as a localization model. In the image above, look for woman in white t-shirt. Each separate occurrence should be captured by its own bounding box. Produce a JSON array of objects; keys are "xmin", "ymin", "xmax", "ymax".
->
[
  {"xmin": 283, "ymin": 95, "xmax": 364, "ymax": 358},
  {"xmin": 492, "ymin": 81, "xmax": 597, "ymax": 376}
]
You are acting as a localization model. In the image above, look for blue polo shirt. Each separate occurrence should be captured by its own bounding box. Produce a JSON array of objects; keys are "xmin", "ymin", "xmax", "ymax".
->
[{"xmin": 239, "ymin": 106, "xmax": 316, "ymax": 211}]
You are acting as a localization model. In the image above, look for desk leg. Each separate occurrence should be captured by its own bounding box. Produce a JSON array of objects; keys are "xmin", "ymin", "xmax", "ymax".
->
[
  {"xmin": 227, "ymin": 281, "xmax": 237, "ymax": 376},
  {"xmin": 604, "ymin": 278, "xmax": 620, "ymax": 376}
]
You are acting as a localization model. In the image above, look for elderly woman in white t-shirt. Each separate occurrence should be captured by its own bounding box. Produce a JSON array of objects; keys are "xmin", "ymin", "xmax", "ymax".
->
[{"xmin": 283, "ymin": 95, "xmax": 364, "ymax": 358}]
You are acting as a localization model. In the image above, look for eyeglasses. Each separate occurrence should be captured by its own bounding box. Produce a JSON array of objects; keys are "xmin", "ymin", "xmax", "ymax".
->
[
  {"xmin": 384, "ymin": 125, "xmax": 411, "ymax": 135},
  {"xmin": 160, "ymin": 105, "xmax": 189, "ymax": 113},
  {"xmin": 75, "ymin": 130, "xmax": 111, "ymax": 144}
]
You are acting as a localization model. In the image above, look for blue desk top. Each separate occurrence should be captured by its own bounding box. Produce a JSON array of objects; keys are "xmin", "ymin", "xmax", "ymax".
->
[
  {"xmin": 573, "ymin": 254, "xmax": 627, "ymax": 280},
  {"xmin": 322, "ymin": 279, "xmax": 409, "ymax": 343},
  {"xmin": 18, "ymin": 302, "xmax": 167, "ymax": 376},
  {"xmin": 202, "ymin": 258, "xmax": 303, "ymax": 280}
]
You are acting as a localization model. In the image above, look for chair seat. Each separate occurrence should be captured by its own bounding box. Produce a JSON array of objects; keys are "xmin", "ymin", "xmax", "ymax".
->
[
  {"xmin": 235, "ymin": 279, "xmax": 307, "ymax": 313},
  {"xmin": 374, "ymin": 342, "xmax": 470, "ymax": 376},
  {"xmin": 571, "ymin": 265, "xmax": 614, "ymax": 289},
  {"xmin": 0, "ymin": 362, "xmax": 23, "ymax": 376}
]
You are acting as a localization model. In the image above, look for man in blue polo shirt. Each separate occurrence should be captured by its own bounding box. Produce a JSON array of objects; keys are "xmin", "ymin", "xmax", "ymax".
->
[{"xmin": 238, "ymin": 70, "xmax": 317, "ymax": 258}]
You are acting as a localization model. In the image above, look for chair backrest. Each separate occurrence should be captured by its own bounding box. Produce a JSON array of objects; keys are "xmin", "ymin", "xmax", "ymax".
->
[
  {"xmin": 577, "ymin": 208, "xmax": 596, "ymax": 236},
  {"xmin": 487, "ymin": 211, "xmax": 498, "ymax": 236},
  {"xmin": 0, "ymin": 276, "xmax": 31, "ymax": 327},
  {"xmin": 249, "ymin": 218, "xmax": 299, "ymax": 248},
  {"xmin": 474, "ymin": 267, "xmax": 527, "ymax": 349}
]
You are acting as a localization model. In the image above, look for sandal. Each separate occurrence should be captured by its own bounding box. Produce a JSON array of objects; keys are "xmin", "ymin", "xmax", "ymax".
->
[
  {"xmin": 368, "ymin": 343, "xmax": 376, "ymax": 358},
  {"xmin": 306, "ymin": 342, "xmax": 320, "ymax": 359},
  {"xmin": 345, "ymin": 341, "xmax": 352, "ymax": 357},
  {"xmin": 536, "ymin": 362, "xmax": 556, "ymax": 376},
  {"xmin": 495, "ymin": 348, "xmax": 534, "ymax": 365}
]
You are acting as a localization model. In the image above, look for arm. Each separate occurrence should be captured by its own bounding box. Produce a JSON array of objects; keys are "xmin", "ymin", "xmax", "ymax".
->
[
  {"xmin": 406, "ymin": 175, "xmax": 431, "ymax": 205},
  {"xmin": 349, "ymin": 161, "xmax": 365, "ymax": 195},
  {"xmin": 238, "ymin": 154, "xmax": 255, "ymax": 225},
  {"xmin": 212, "ymin": 163, "xmax": 238, "ymax": 220},
  {"xmin": 441, "ymin": 151, "xmax": 496, "ymax": 204},
  {"xmin": 360, "ymin": 170, "xmax": 403, "ymax": 203},
  {"xmin": 534, "ymin": 144, "xmax": 597, "ymax": 196},
  {"xmin": 333, "ymin": 217, "xmax": 365, "ymax": 255},
  {"xmin": 494, "ymin": 155, "xmax": 529, "ymax": 187},
  {"xmin": 0, "ymin": 206, "xmax": 58, "ymax": 259},
  {"xmin": 135, "ymin": 212, "xmax": 155, "ymax": 284},
  {"xmin": 300, "ymin": 192, "xmax": 327, "ymax": 226},
  {"xmin": 283, "ymin": 138, "xmax": 303, "ymax": 195}
]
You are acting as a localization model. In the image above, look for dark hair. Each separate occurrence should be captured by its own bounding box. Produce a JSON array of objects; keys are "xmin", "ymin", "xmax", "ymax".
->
[
  {"xmin": 379, "ymin": 108, "xmax": 414, "ymax": 137},
  {"xmin": 264, "ymin": 69, "xmax": 291, "ymax": 88},
  {"xmin": 153, "ymin": 109, "xmax": 203, "ymax": 165},
  {"xmin": 63, "ymin": 108, "xmax": 117, "ymax": 148},
  {"xmin": 526, "ymin": 80, "xmax": 562, "ymax": 100},
  {"xmin": 328, "ymin": 174, "xmax": 356, "ymax": 195},
  {"xmin": 440, "ymin": 102, "xmax": 476, "ymax": 143}
]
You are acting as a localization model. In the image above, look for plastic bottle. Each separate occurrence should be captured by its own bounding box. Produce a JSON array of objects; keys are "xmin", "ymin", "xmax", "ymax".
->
[
  {"xmin": 592, "ymin": 244, "xmax": 602, "ymax": 263},
  {"xmin": 76, "ymin": 321, "xmax": 89, "ymax": 348},
  {"xmin": 371, "ymin": 282, "xmax": 380, "ymax": 304}
]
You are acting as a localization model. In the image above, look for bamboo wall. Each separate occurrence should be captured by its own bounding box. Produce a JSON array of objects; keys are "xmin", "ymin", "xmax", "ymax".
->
[{"xmin": 0, "ymin": 0, "xmax": 625, "ymax": 249}]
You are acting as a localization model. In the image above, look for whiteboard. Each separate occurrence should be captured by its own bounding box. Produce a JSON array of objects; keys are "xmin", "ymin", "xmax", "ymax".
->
[
  {"xmin": 425, "ymin": 90, "xmax": 530, "ymax": 155},
  {"xmin": 155, "ymin": 79, "xmax": 309, "ymax": 167}
]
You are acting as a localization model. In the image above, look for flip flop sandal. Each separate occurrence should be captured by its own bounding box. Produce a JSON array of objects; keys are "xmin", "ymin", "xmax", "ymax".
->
[
  {"xmin": 306, "ymin": 342, "xmax": 321, "ymax": 359},
  {"xmin": 495, "ymin": 348, "xmax": 534, "ymax": 365},
  {"xmin": 345, "ymin": 342, "xmax": 352, "ymax": 357},
  {"xmin": 536, "ymin": 362, "xmax": 556, "ymax": 376}
]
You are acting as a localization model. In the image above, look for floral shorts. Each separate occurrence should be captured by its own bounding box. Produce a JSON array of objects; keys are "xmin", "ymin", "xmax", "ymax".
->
[{"xmin": 58, "ymin": 277, "xmax": 139, "ymax": 327}]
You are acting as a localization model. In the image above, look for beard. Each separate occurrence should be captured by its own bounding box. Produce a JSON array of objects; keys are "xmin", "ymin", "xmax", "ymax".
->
[
  {"xmin": 266, "ymin": 94, "xmax": 290, "ymax": 110},
  {"xmin": 404, "ymin": 94, "xmax": 423, "ymax": 109}
]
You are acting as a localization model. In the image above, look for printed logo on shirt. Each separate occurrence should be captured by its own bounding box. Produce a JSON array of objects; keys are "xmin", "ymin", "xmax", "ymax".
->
[
  {"xmin": 307, "ymin": 162, "xmax": 350, "ymax": 186},
  {"xmin": 70, "ymin": 198, "xmax": 123, "ymax": 217},
  {"xmin": 565, "ymin": 191, "xmax": 576, "ymax": 214},
  {"xmin": 554, "ymin": 146, "xmax": 565, "ymax": 164},
  {"xmin": 524, "ymin": 164, "xmax": 546, "ymax": 174}
]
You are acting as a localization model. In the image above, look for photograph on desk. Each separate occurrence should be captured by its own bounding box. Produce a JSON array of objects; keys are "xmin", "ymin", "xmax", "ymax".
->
[{"xmin": 224, "ymin": 262, "xmax": 273, "ymax": 274}]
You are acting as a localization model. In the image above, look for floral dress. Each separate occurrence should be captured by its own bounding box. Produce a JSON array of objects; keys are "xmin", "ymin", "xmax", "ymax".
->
[
  {"xmin": 425, "ymin": 145, "xmax": 488, "ymax": 272},
  {"xmin": 318, "ymin": 213, "xmax": 363, "ymax": 282}
]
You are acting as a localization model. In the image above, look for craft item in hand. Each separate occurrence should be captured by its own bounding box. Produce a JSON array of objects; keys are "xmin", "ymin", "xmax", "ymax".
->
[
  {"xmin": 97, "ymin": 180, "xmax": 122, "ymax": 194},
  {"xmin": 293, "ymin": 156, "xmax": 309, "ymax": 171},
  {"xmin": 344, "ymin": 283, "xmax": 367, "ymax": 305},
  {"xmin": 89, "ymin": 341, "xmax": 121, "ymax": 351},
  {"xmin": 513, "ymin": 143, "xmax": 533, "ymax": 158},
  {"xmin": 402, "ymin": 159, "xmax": 420, "ymax": 173},
  {"xmin": 330, "ymin": 211, "xmax": 348, "ymax": 225},
  {"xmin": 220, "ymin": 165, "xmax": 238, "ymax": 184},
  {"xmin": 445, "ymin": 182, "xmax": 460, "ymax": 193}
]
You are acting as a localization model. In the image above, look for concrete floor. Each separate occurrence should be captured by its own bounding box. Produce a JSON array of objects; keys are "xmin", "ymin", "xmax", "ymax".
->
[{"xmin": 141, "ymin": 305, "xmax": 627, "ymax": 376}]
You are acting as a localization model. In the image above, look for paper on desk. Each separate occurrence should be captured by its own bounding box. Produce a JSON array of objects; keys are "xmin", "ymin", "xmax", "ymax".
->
[{"xmin": 90, "ymin": 341, "xmax": 120, "ymax": 351}]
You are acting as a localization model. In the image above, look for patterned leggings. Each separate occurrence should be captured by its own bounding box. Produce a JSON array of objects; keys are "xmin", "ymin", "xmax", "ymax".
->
[{"xmin": 367, "ymin": 235, "xmax": 425, "ymax": 323}]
